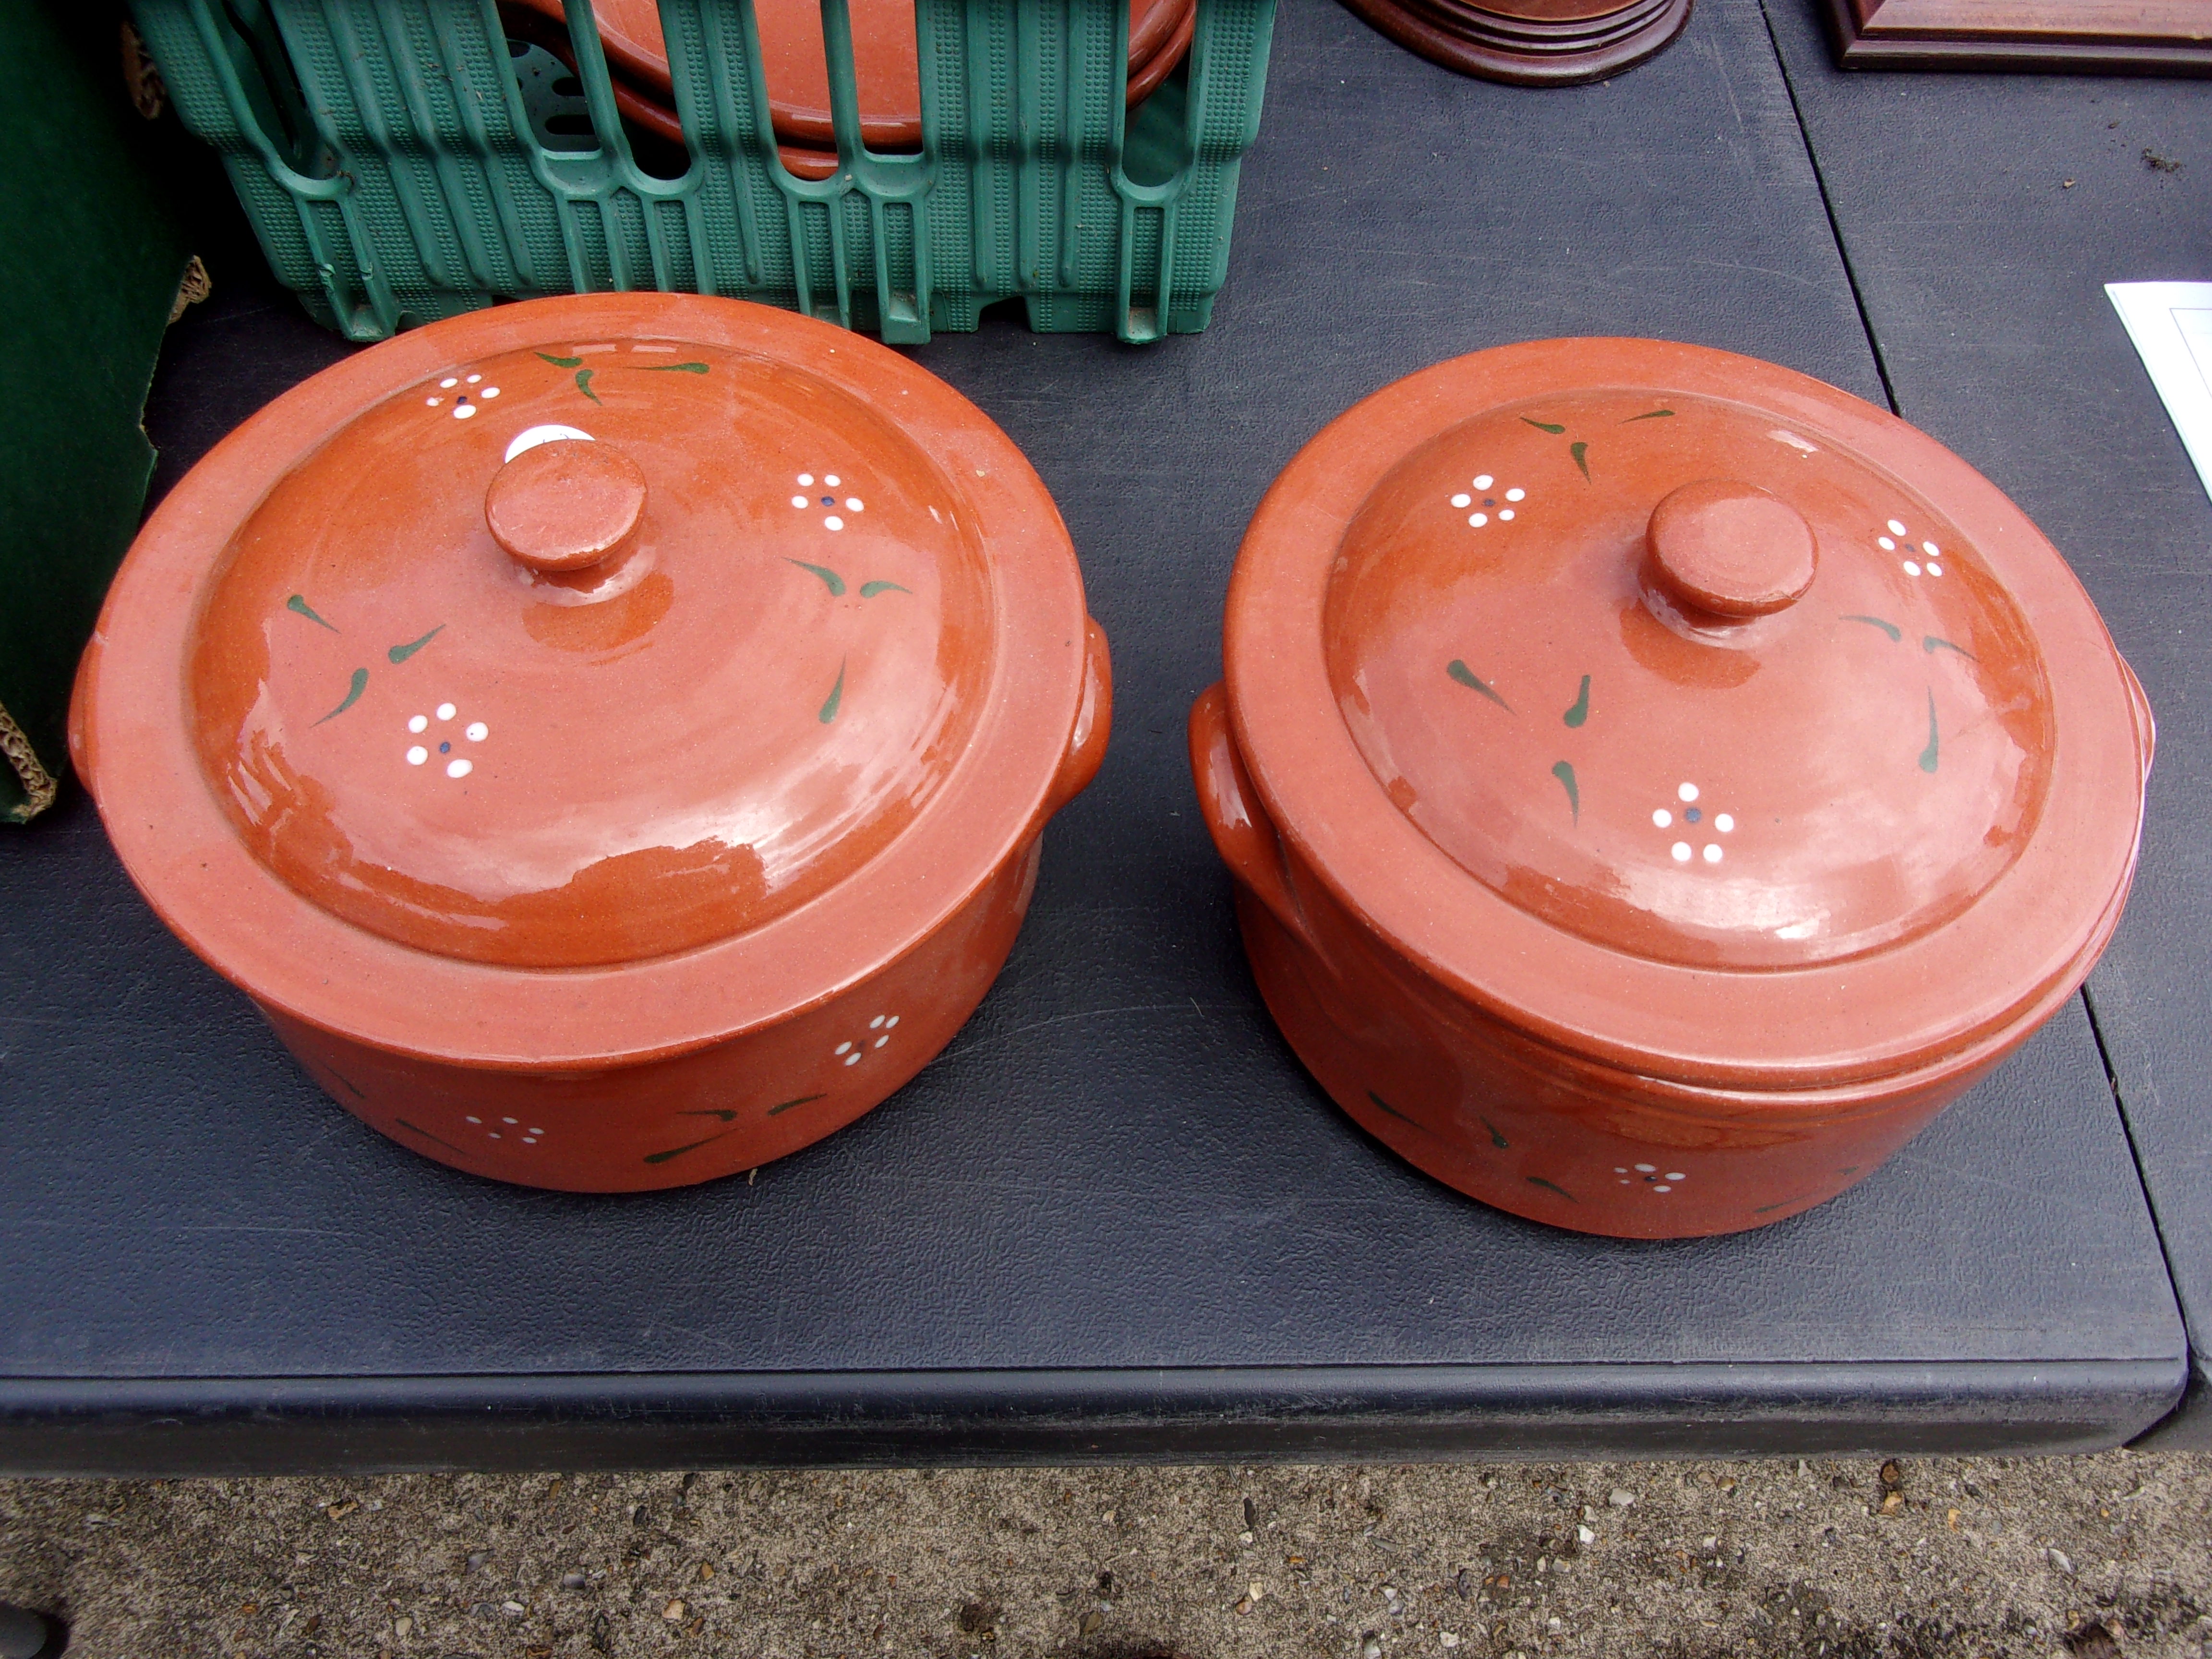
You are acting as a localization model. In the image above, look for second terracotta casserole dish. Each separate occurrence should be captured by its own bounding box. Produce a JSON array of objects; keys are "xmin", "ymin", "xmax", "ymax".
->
[{"xmin": 1191, "ymin": 337, "xmax": 2152, "ymax": 1239}]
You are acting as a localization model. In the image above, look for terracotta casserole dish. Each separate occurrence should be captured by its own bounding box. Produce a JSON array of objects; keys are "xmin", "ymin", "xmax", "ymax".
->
[
  {"xmin": 73, "ymin": 292, "xmax": 1109, "ymax": 1192},
  {"xmin": 1190, "ymin": 338, "xmax": 2151, "ymax": 1239}
]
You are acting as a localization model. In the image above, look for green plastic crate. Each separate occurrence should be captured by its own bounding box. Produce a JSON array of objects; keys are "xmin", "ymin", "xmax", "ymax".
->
[{"xmin": 128, "ymin": 0, "xmax": 1277, "ymax": 343}]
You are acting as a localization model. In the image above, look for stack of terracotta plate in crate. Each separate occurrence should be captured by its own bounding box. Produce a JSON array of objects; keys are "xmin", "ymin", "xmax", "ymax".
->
[
  {"xmin": 1338, "ymin": 0, "xmax": 1689, "ymax": 84},
  {"xmin": 508, "ymin": 0, "xmax": 1195, "ymax": 176}
]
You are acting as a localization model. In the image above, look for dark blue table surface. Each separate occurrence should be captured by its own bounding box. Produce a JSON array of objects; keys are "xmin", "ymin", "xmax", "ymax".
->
[{"xmin": 0, "ymin": 0, "xmax": 2196, "ymax": 1471}]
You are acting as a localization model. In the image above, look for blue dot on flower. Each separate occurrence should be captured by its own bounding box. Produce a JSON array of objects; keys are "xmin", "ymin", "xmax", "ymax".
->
[
  {"xmin": 1685, "ymin": 806, "xmax": 1701, "ymax": 823},
  {"xmin": 440, "ymin": 742, "xmax": 451, "ymax": 754}
]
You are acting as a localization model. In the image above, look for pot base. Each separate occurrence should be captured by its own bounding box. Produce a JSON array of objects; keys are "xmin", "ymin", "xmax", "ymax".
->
[
  {"xmin": 1235, "ymin": 888, "xmax": 1975, "ymax": 1239},
  {"xmin": 268, "ymin": 839, "xmax": 1041, "ymax": 1192}
]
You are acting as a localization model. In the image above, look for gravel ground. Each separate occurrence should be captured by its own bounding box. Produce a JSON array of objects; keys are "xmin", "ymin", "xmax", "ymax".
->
[{"xmin": 2, "ymin": 1453, "xmax": 2210, "ymax": 1658}]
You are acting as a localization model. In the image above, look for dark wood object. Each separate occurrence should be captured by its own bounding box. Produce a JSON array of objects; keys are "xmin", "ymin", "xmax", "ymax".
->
[
  {"xmin": 1823, "ymin": 0, "xmax": 2212, "ymax": 74},
  {"xmin": 1338, "ymin": 0, "xmax": 1692, "ymax": 84}
]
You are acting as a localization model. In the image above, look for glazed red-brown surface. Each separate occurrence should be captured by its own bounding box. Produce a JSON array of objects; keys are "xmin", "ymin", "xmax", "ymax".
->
[
  {"xmin": 74, "ymin": 293, "xmax": 1106, "ymax": 1191},
  {"xmin": 1197, "ymin": 338, "xmax": 2151, "ymax": 1238},
  {"xmin": 535, "ymin": 0, "xmax": 1192, "ymax": 149}
]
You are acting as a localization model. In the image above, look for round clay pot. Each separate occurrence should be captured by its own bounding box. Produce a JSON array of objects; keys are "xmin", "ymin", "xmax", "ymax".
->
[
  {"xmin": 73, "ymin": 292, "xmax": 1110, "ymax": 1192},
  {"xmin": 519, "ymin": 0, "xmax": 1193, "ymax": 152},
  {"xmin": 1190, "ymin": 337, "xmax": 2151, "ymax": 1239},
  {"xmin": 1339, "ymin": 0, "xmax": 1692, "ymax": 86}
]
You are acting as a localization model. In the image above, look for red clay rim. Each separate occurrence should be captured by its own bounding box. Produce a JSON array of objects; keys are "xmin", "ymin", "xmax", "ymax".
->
[
  {"xmin": 79, "ymin": 294, "xmax": 1089, "ymax": 1072},
  {"xmin": 1225, "ymin": 338, "xmax": 2147, "ymax": 1092}
]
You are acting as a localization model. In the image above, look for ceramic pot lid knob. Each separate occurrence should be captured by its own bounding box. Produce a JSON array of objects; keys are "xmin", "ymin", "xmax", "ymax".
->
[
  {"xmin": 1644, "ymin": 478, "xmax": 1816, "ymax": 622},
  {"xmin": 484, "ymin": 437, "xmax": 648, "ymax": 574}
]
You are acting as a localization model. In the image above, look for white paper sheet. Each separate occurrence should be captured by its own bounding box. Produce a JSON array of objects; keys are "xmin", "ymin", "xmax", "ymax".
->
[{"xmin": 2108, "ymin": 281, "xmax": 2212, "ymax": 504}]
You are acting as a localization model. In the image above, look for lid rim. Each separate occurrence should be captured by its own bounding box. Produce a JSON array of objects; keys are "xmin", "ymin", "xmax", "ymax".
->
[
  {"xmin": 1225, "ymin": 338, "xmax": 2148, "ymax": 1087},
  {"xmin": 83, "ymin": 293, "xmax": 1089, "ymax": 1069}
]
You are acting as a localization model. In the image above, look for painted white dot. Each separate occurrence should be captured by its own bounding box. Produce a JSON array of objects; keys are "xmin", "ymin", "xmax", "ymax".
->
[
  {"xmin": 1903, "ymin": 560, "xmax": 1922, "ymax": 576},
  {"xmin": 409, "ymin": 714, "xmax": 429, "ymax": 733},
  {"xmin": 503, "ymin": 1117, "xmax": 518, "ymax": 1125},
  {"xmin": 480, "ymin": 385, "xmax": 499, "ymax": 398},
  {"xmin": 1499, "ymin": 509, "xmax": 1515, "ymax": 521},
  {"xmin": 1715, "ymin": 813, "xmax": 1734, "ymax": 833},
  {"xmin": 1652, "ymin": 1184, "xmax": 1672, "ymax": 1193},
  {"xmin": 467, "ymin": 374, "xmax": 482, "ymax": 384},
  {"xmin": 884, "ymin": 1015, "xmax": 898, "ymax": 1028},
  {"xmin": 522, "ymin": 1138, "xmax": 538, "ymax": 1145},
  {"xmin": 1468, "ymin": 513, "xmax": 1488, "ymax": 528},
  {"xmin": 441, "ymin": 377, "xmax": 459, "ymax": 388},
  {"xmin": 1667, "ymin": 1173, "xmax": 1686, "ymax": 1182},
  {"xmin": 466, "ymin": 1116, "xmax": 481, "ymax": 1123},
  {"xmin": 1635, "ymin": 1164, "xmax": 1657, "ymax": 1173},
  {"xmin": 1671, "ymin": 842, "xmax": 1692, "ymax": 862},
  {"xmin": 1678, "ymin": 782, "xmax": 1699, "ymax": 803},
  {"xmin": 433, "ymin": 704, "xmax": 455, "ymax": 721},
  {"xmin": 1652, "ymin": 808, "xmax": 1672, "ymax": 828},
  {"xmin": 1877, "ymin": 536, "xmax": 1895, "ymax": 551},
  {"xmin": 792, "ymin": 495, "xmax": 809, "ymax": 509},
  {"xmin": 825, "ymin": 474, "xmax": 841, "ymax": 487},
  {"xmin": 1451, "ymin": 493, "xmax": 1472, "ymax": 509},
  {"xmin": 466, "ymin": 721, "xmax": 488, "ymax": 742},
  {"xmin": 406, "ymin": 746, "xmax": 428, "ymax": 766},
  {"xmin": 1473, "ymin": 474, "xmax": 1494, "ymax": 490},
  {"xmin": 425, "ymin": 397, "xmax": 441, "ymax": 407},
  {"xmin": 1614, "ymin": 1167, "xmax": 1628, "ymax": 1175},
  {"xmin": 453, "ymin": 404, "xmax": 476, "ymax": 419},
  {"xmin": 874, "ymin": 1035, "xmax": 889, "ymax": 1048},
  {"xmin": 835, "ymin": 1041, "xmax": 852, "ymax": 1055},
  {"xmin": 1926, "ymin": 563, "xmax": 1943, "ymax": 577},
  {"xmin": 488, "ymin": 1131, "xmax": 502, "ymax": 1140},
  {"xmin": 870, "ymin": 1015, "xmax": 886, "ymax": 1029},
  {"xmin": 846, "ymin": 498, "xmax": 863, "ymax": 512},
  {"xmin": 798, "ymin": 473, "xmax": 814, "ymax": 486},
  {"xmin": 843, "ymin": 1052, "xmax": 862, "ymax": 1066},
  {"xmin": 1620, "ymin": 1178, "xmax": 1632, "ymax": 1185},
  {"xmin": 1922, "ymin": 541, "xmax": 1939, "ymax": 556},
  {"xmin": 1703, "ymin": 843, "xmax": 1723, "ymax": 864},
  {"xmin": 1887, "ymin": 518, "xmax": 1907, "ymax": 536},
  {"xmin": 1505, "ymin": 487, "xmax": 1526, "ymax": 502},
  {"xmin": 530, "ymin": 1128, "xmax": 544, "ymax": 1135},
  {"xmin": 446, "ymin": 757, "xmax": 472, "ymax": 779},
  {"xmin": 824, "ymin": 516, "xmax": 844, "ymax": 531}
]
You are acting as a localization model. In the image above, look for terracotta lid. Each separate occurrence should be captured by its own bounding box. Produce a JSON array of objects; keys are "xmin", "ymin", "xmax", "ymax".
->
[
  {"xmin": 1227, "ymin": 339, "xmax": 2152, "ymax": 1090},
  {"xmin": 76, "ymin": 293, "xmax": 1091, "ymax": 1064},
  {"xmin": 532, "ymin": 0, "xmax": 1191, "ymax": 149}
]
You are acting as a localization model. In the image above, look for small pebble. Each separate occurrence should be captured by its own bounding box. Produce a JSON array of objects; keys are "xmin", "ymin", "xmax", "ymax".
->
[
  {"xmin": 664, "ymin": 1598, "xmax": 686, "ymax": 1620},
  {"xmin": 1080, "ymin": 1611, "xmax": 1103, "ymax": 1635},
  {"xmin": 1441, "ymin": 1635, "xmax": 1461, "ymax": 1649},
  {"xmin": 1608, "ymin": 1489, "xmax": 1637, "ymax": 1509},
  {"xmin": 1361, "ymin": 1641, "xmax": 1383, "ymax": 1659},
  {"xmin": 502, "ymin": 1600, "xmax": 525, "ymax": 1616},
  {"xmin": 466, "ymin": 1551, "xmax": 488, "ymax": 1572},
  {"xmin": 561, "ymin": 1572, "xmax": 588, "ymax": 1589},
  {"xmin": 393, "ymin": 1617, "xmax": 411, "ymax": 1638},
  {"xmin": 2048, "ymin": 1547, "xmax": 2076, "ymax": 1577},
  {"xmin": 1577, "ymin": 1525, "xmax": 1596, "ymax": 1545}
]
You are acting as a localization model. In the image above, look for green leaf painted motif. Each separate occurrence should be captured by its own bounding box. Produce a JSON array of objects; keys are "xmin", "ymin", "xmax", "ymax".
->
[
  {"xmin": 286, "ymin": 594, "xmax": 338, "ymax": 632},
  {"xmin": 387, "ymin": 624, "xmax": 444, "ymax": 664},
  {"xmin": 1520, "ymin": 417, "xmax": 1566, "ymax": 435},
  {"xmin": 1842, "ymin": 613, "xmax": 1903, "ymax": 641},
  {"xmin": 1923, "ymin": 635, "xmax": 1976, "ymax": 660},
  {"xmin": 1919, "ymin": 690, "xmax": 1940, "ymax": 774},
  {"xmin": 1446, "ymin": 659, "xmax": 1511, "ymax": 711},
  {"xmin": 1479, "ymin": 1116, "xmax": 1509, "ymax": 1149},
  {"xmin": 787, "ymin": 559, "xmax": 847, "ymax": 596},
  {"xmin": 1569, "ymin": 441, "xmax": 1590, "ymax": 481},
  {"xmin": 1551, "ymin": 760, "xmax": 1579, "ymax": 823},
  {"xmin": 679, "ymin": 1109, "xmax": 739, "ymax": 1123},
  {"xmin": 766, "ymin": 1094, "xmax": 827, "ymax": 1117},
  {"xmin": 858, "ymin": 581, "xmax": 910, "ymax": 599},
  {"xmin": 575, "ymin": 368, "xmax": 601, "ymax": 404},
  {"xmin": 637, "ymin": 361, "xmax": 710, "ymax": 373},
  {"xmin": 1563, "ymin": 674, "xmax": 1590, "ymax": 728},
  {"xmin": 644, "ymin": 1130, "xmax": 734, "ymax": 1166},
  {"xmin": 314, "ymin": 667, "xmax": 369, "ymax": 724},
  {"xmin": 537, "ymin": 351, "xmax": 584, "ymax": 369},
  {"xmin": 1527, "ymin": 1176, "xmax": 1577, "ymax": 1202},
  {"xmin": 1621, "ymin": 409, "xmax": 1675, "ymax": 422},
  {"xmin": 819, "ymin": 660, "xmax": 846, "ymax": 724},
  {"xmin": 1366, "ymin": 1090, "xmax": 1419, "ymax": 1127}
]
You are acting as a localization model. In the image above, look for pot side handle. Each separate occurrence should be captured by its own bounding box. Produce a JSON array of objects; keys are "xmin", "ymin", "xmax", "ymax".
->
[
  {"xmin": 1188, "ymin": 682, "xmax": 1326, "ymax": 958},
  {"xmin": 1044, "ymin": 616, "xmax": 1113, "ymax": 816}
]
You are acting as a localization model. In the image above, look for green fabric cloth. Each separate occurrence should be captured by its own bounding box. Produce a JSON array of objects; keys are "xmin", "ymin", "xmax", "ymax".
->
[{"xmin": 0, "ymin": 1, "xmax": 189, "ymax": 821}]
